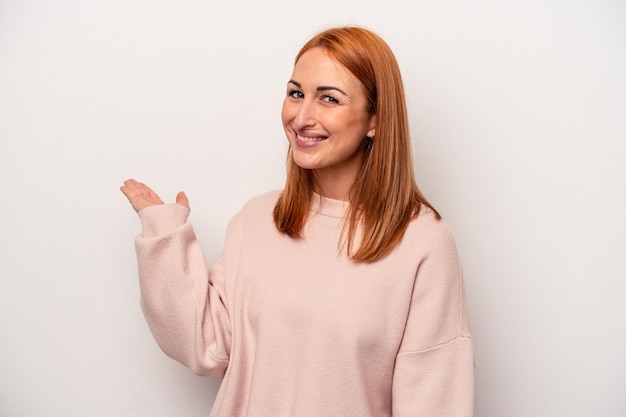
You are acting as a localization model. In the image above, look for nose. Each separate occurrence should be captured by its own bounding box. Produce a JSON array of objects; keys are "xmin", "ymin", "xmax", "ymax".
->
[{"xmin": 293, "ymin": 98, "xmax": 316, "ymax": 129}]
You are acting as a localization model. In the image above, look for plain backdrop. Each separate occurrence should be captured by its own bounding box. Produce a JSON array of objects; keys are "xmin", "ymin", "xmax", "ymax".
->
[{"xmin": 1, "ymin": 0, "xmax": 625, "ymax": 416}]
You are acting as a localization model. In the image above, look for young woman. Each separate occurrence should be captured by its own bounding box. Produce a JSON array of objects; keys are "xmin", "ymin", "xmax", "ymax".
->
[{"xmin": 121, "ymin": 26, "xmax": 473, "ymax": 417}]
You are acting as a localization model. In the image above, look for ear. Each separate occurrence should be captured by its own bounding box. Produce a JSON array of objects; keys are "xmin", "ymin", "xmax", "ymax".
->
[{"xmin": 367, "ymin": 115, "xmax": 376, "ymax": 138}]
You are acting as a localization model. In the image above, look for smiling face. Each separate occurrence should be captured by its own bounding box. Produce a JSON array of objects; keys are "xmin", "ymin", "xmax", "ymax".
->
[{"xmin": 281, "ymin": 47, "xmax": 376, "ymax": 198}]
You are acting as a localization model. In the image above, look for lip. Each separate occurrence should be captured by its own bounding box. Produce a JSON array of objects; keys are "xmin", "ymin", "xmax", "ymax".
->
[{"xmin": 293, "ymin": 130, "xmax": 328, "ymax": 148}]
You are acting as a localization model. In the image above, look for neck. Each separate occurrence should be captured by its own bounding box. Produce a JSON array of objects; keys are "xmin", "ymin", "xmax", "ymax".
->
[{"xmin": 312, "ymin": 169, "xmax": 358, "ymax": 201}]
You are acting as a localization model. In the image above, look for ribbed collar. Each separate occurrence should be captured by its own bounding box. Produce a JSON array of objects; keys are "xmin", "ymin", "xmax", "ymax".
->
[{"xmin": 310, "ymin": 193, "xmax": 350, "ymax": 219}]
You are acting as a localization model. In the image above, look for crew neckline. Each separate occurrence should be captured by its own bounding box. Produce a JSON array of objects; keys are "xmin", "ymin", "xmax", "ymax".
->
[{"xmin": 310, "ymin": 193, "xmax": 350, "ymax": 219}]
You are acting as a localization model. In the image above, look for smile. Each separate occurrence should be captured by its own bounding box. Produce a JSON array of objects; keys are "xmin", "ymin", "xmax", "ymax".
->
[{"xmin": 296, "ymin": 133, "xmax": 327, "ymax": 143}]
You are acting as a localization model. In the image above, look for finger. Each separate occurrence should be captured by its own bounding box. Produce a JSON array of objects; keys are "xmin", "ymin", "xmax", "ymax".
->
[
  {"xmin": 123, "ymin": 178, "xmax": 141, "ymax": 193},
  {"xmin": 124, "ymin": 179, "xmax": 159, "ymax": 201},
  {"xmin": 121, "ymin": 182, "xmax": 143, "ymax": 203},
  {"xmin": 120, "ymin": 179, "xmax": 151, "ymax": 207},
  {"xmin": 176, "ymin": 191, "xmax": 190, "ymax": 210},
  {"xmin": 138, "ymin": 181, "xmax": 158, "ymax": 197},
  {"xmin": 120, "ymin": 183, "xmax": 135, "ymax": 200},
  {"xmin": 121, "ymin": 179, "xmax": 142, "ymax": 198}
]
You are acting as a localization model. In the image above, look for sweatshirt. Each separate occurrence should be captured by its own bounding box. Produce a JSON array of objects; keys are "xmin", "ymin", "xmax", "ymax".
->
[{"xmin": 134, "ymin": 190, "xmax": 473, "ymax": 417}]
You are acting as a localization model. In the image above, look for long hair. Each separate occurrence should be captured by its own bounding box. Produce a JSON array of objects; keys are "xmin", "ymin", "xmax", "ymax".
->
[{"xmin": 273, "ymin": 26, "xmax": 440, "ymax": 262}]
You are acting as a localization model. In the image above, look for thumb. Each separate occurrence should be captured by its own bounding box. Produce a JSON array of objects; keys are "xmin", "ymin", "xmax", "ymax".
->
[{"xmin": 175, "ymin": 191, "xmax": 190, "ymax": 210}]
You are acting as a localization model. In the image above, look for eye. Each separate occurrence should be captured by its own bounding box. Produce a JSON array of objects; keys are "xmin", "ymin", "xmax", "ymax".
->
[
  {"xmin": 288, "ymin": 89, "xmax": 304, "ymax": 99},
  {"xmin": 321, "ymin": 94, "xmax": 339, "ymax": 104}
]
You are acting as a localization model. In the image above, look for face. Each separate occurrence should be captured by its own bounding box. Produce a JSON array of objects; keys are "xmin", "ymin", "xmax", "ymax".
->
[{"xmin": 281, "ymin": 47, "xmax": 376, "ymax": 189}]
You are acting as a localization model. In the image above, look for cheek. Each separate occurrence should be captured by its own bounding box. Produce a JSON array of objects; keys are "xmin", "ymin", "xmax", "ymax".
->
[
  {"xmin": 333, "ymin": 115, "xmax": 361, "ymax": 133},
  {"xmin": 281, "ymin": 100, "xmax": 293, "ymax": 127},
  {"xmin": 328, "ymin": 109, "xmax": 367, "ymax": 131}
]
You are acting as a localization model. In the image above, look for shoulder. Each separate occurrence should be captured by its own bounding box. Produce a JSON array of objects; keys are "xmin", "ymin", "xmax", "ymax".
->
[
  {"xmin": 225, "ymin": 189, "xmax": 282, "ymax": 235},
  {"xmin": 403, "ymin": 206, "xmax": 459, "ymax": 255},
  {"xmin": 239, "ymin": 189, "xmax": 282, "ymax": 213},
  {"xmin": 232, "ymin": 190, "xmax": 282, "ymax": 224}
]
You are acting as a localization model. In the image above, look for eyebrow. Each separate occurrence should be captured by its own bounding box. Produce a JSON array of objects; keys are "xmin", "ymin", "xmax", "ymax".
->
[{"xmin": 288, "ymin": 80, "xmax": 348, "ymax": 96}]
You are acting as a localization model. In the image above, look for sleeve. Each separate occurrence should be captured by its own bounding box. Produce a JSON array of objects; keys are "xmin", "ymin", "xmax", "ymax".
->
[
  {"xmin": 133, "ymin": 203, "xmax": 232, "ymax": 378},
  {"xmin": 392, "ymin": 224, "xmax": 474, "ymax": 417}
]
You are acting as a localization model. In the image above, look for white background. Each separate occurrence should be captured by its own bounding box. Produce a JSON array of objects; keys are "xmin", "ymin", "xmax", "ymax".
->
[{"xmin": 1, "ymin": 0, "xmax": 624, "ymax": 416}]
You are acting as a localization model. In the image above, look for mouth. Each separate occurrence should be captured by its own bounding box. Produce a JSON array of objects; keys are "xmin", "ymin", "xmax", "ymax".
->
[{"xmin": 294, "ymin": 131, "xmax": 328, "ymax": 147}]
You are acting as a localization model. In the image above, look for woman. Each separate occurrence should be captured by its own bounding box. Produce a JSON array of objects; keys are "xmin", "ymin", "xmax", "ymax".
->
[{"xmin": 121, "ymin": 26, "xmax": 473, "ymax": 417}]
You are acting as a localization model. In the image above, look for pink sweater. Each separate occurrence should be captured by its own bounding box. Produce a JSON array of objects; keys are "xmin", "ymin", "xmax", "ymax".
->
[{"xmin": 135, "ymin": 191, "xmax": 473, "ymax": 417}]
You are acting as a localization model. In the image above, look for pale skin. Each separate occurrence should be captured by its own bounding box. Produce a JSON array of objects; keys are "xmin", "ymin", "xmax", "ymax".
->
[
  {"xmin": 120, "ymin": 179, "xmax": 189, "ymax": 213},
  {"xmin": 281, "ymin": 47, "xmax": 376, "ymax": 200}
]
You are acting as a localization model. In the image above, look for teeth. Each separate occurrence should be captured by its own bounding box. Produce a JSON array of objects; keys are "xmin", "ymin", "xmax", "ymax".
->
[{"xmin": 297, "ymin": 134, "xmax": 326, "ymax": 142}]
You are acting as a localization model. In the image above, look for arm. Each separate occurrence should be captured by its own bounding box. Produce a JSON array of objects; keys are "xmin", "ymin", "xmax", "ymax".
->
[
  {"xmin": 121, "ymin": 179, "xmax": 231, "ymax": 377},
  {"xmin": 392, "ymin": 224, "xmax": 474, "ymax": 417}
]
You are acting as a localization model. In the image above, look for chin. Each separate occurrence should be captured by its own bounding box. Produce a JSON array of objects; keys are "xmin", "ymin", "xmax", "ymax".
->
[
  {"xmin": 292, "ymin": 160, "xmax": 317, "ymax": 170},
  {"xmin": 291, "ymin": 154, "xmax": 320, "ymax": 170}
]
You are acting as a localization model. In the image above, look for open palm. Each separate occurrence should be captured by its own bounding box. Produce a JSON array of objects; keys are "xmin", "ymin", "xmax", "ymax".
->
[{"xmin": 120, "ymin": 179, "xmax": 189, "ymax": 213}]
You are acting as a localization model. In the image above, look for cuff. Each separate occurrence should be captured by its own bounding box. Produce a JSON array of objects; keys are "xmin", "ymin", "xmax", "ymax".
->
[{"xmin": 137, "ymin": 203, "xmax": 190, "ymax": 238}]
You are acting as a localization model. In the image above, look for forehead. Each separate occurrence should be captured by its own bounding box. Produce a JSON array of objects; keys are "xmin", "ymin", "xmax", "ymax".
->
[{"xmin": 291, "ymin": 47, "xmax": 361, "ymax": 89}]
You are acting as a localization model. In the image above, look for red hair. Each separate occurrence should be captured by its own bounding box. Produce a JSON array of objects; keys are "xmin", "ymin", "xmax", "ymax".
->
[{"xmin": 273, "ymin": 26, "xmax": 440, "ymax": 262}]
